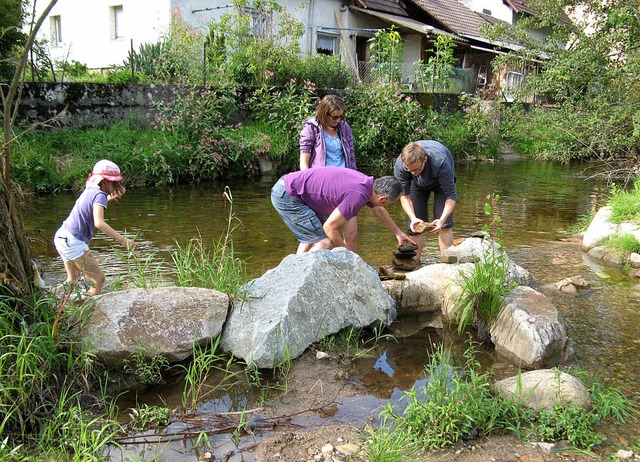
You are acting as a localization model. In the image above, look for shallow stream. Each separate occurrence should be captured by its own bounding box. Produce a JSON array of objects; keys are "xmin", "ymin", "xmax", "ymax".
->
[{"xmin": 24, "ymin": 156, "xmax": 640, "ymax": 460}]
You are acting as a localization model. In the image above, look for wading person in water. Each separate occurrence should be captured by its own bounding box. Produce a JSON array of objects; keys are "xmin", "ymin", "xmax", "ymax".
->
[
  {"xmin": 393, "ymin": 140, "xmax": 457, "ymax": 262},
  {"xmin": 54, "ymin": 160, "xmax": 137, "ymax": 296},
  {"xmin": 271, "ymin": 166, "xmax": 414, "ymax": 254}
]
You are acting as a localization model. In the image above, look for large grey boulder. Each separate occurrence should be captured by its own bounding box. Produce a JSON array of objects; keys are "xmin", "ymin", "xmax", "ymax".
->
[
  {"xmin": 221, "ymin": 248, "xmax": 396, "ymax": 369},
  {"xmin": 490, "ymin": 286, "xmax": 573, "ymax": 369},
  {"xmin": 83, "ymin": 287, "xmax": 230, "ymax": 368},
  {"xmin": 495, "ymin": 369, "xmax": 591, "ymax": 410}
]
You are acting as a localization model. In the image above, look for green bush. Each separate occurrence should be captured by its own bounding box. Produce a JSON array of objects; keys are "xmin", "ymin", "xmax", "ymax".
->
[{"xmin": 345, "ymin": 82, "xmax": 432, "ymax": 170}]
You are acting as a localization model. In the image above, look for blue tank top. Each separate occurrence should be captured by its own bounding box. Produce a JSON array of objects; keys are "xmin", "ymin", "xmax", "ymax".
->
[{"xmin": 323, "ymin": 131, "xmax": 345, "ymax": 168}]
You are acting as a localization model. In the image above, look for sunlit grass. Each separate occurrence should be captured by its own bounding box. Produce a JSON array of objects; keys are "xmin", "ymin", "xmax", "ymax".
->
[{"xmin": 608, "ymin": 179, "xmax": 640, "ymax": 225}]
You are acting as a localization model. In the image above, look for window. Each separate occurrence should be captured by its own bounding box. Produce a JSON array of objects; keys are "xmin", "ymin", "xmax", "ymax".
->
[
  {"xmin": 317, "ymin": 34, "xmax": 337, "ymax": 55},
  {"xmin": 248, "ymin": 7, "xmax": 271, "ymax": 38},
  {"xmin": 50, "ymin": 15, "xmax": 62, "ymax": 46},
  {"xmin": 110, "ymin": 5, "xmax": 124, "ymax": 40}
]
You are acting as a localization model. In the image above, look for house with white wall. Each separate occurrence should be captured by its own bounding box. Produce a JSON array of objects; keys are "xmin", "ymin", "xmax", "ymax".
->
[{"xmin": 30, "ymin": 0, "xmax": 566, "ymax": 96}]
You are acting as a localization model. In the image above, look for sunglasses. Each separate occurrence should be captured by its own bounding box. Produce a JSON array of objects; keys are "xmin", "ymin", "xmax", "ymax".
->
[{"xmin": 327, "ymin": 112, "xmax": 345, "ymax": 121}]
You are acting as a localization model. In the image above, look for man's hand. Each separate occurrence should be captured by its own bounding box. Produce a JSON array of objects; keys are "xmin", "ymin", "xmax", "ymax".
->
[{"xmin": 395, "ymin": 232, "xmax": 416, "ymax": 246}]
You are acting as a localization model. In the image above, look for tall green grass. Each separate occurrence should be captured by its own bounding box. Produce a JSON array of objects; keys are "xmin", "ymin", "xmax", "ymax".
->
[
  {"xmin": 0, "ymin": 292, "xmax": 121, "ymax": 460},
  {"xmin": 171, "ymin": 187, "xmax": 248, "ymax": 296},
  {"xmin": 607, "ymin": 179, "xmax": 640, "ymax": 225}
]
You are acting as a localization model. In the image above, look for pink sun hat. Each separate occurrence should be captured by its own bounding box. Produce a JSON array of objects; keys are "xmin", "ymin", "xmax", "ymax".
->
[{"xmin": 86, "ymin": 159, "xmax": 123, "ymax": 187}]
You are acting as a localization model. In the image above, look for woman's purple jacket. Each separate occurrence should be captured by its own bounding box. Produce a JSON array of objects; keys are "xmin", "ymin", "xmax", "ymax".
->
[{"xmin": 299, "ymin": 116, "xmax": 357, "ymax": 170}]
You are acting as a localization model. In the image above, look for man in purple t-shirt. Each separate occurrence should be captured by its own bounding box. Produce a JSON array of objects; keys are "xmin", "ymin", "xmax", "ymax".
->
[{"xmin": 271, "ymin": 167, "xmax": 414, "ymax": 254}]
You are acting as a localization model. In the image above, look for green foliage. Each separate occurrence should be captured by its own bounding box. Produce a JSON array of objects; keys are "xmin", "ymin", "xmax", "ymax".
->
[
  {"xmin": 365, "ymin": 343, "xmax": 637, "ymax": 458},
  {"xmin": 368, "ymin": 26, "xmax": 404, "ymax": 83},
  {"xmin": 122, "ymin": 344, "xmax": 170, "ymax": 385},
  {"xmin": 148, "ymin": 85, "xmax": 268, "ymax": 183},
  {"xmin": 604, "ymin": 234, "xmax": 640, "ymax": 261},
  {"xmin": 248, "ymin": 79, "xmax": 315, "ymax": 169},
  {"xmin": 459, "ymin": 92, "xmax": 500, "ymax": 159},
  {"xmin": 171, "ymin": 188, "xmax": 249, "ymax": 295},
  {"xmin": 12, "ymin": 122, "xmax": 156, "ymax": 191},
  {"xmin": 319, "ymin": 325, "xmax": 396, "ymax": 361},
  {"xmin": 128, "ymin": 404, "xmax": 174, "ymax": 430},
  {"xmin": 607, "ymin": 179, "xmax": 640, "ymax": 225},
  {"xmin": 207, "ymin": 0, "xmax": 305, "ymax": 86},
  {"xmin": 181, "ymin": 336, "xmax": 240, "ymax": 410},
  {"xmin": 420, "ymin": 35, "xmax": 457, "ymax": 93},
  {"xmin": 376, "ymin": 342, "xmax": 511, "ymax": 452},
  {"xmin": 297, "ymin": 54, "xmax": 353, "ymax": 89},
  {"xmin": 534, "ymin": 402, "xmax": 604, "ymax": 449},
  {"xmin": 344, "ymin": 82, "xmax": 432, "ymax": 169},
  {"xmin": 455, "ymin": 194, "xmax": 514, "ymax": 340},
  {"xmin": 487, "ymin": 0, "xmax": 640, "ymax": 164},
  {"xmin": 0, "ymin": 0, "xmax": 27, "ymax": 81},
  {"xmin": 0, "ymin": 292, "xmax": 119, "ymax": 459}
]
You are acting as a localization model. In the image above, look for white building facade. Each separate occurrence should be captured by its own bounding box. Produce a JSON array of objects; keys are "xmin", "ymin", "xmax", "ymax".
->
[{"xmin": 31, "ymin": 0, "xmax": 367, "ymax": 70}]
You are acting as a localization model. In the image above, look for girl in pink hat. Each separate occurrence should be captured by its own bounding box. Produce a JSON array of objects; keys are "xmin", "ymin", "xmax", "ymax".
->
[{"xmin": 53, "ymin": 160, "xmax": 137, "ymax": 297}]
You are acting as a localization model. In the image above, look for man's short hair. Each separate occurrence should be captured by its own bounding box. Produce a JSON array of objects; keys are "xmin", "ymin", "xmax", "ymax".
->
[
  {"xmin": 401, "ymin": 142, "xmax": 426, "ymax": 164},
  {"xmin": 373, "ymin": 176, "xmax": 402, "ymax": 201}
]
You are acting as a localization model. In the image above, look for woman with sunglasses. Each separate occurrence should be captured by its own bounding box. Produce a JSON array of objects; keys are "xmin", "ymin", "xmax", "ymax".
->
[{"xmin": 299, "ymin": 94, "xmax": 358, "ymax": 252}]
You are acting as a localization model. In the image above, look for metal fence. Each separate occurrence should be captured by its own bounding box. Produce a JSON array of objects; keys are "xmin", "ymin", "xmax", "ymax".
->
[{"xmin": 356, "ymin": 61, "xmax": 476, "ymax": 94}]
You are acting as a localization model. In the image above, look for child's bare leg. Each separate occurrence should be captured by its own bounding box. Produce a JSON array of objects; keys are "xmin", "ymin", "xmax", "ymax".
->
[
  {"xmin": 63, "ymin": 260, "xmax": 82, "ymax": 284},
  {"xmin": 74, "ymin": 251, "xmax": 105, "ymax": 296}
]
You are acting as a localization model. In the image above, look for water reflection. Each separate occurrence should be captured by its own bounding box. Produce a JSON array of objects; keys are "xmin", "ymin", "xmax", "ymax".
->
[{"xmin": 23, "ymin": 156, "xmax": 640, "ymax": 455}]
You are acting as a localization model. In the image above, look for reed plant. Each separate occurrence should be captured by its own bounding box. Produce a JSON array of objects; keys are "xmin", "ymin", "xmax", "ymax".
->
[
  {"xmin": 171, "ymin": 187, "xmax": 248, "ymax": 297},
  {"xmin": 181, "ymin": 335, "xmax": 240, "ymax": 411},
  {"xmin": 455, "ymin": 194, "xmax": 515, "ymax": 341}
]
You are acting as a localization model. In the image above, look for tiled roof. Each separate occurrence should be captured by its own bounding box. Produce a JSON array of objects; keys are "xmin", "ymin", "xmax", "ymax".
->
[
  {"xmin": 360, "ymin": 0, "xmax": 408, "ymax": 17},
  {"xmin": 504, "ymin": 0, "xmax": 536, "ymax": 16},
  {"xmin": 504, "ymin": 0, "xmax": 572, "ymax": 24},
  {"xmin": 350, "ymin": 6, "xmax": 453, "ymax": 38},
  {"xmin": 411, "ymin": 0, "xmax": 492, "ymax": 39}
]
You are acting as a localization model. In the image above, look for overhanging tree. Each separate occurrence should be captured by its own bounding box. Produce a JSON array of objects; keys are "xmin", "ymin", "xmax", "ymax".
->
[
  {"xmin": 1, "ymin": 0, "xmax": 58, "ymax": 295},
  {"xmin": 483, "ymin": 0, "xmax": 640, "ymax": 164}
]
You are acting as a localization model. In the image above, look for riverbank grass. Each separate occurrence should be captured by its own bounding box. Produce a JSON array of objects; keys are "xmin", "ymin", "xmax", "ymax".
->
[
  {"xmin": 608, "ymin": 179, "xmax": 640, "ymax": 225},
  {"xmin": 364, "ymin": 342, "xmax": 638, "ymax": 461}
]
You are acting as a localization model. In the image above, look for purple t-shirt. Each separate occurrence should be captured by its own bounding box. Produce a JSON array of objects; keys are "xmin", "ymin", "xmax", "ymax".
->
[
  {"xmin": 284, "ymin": 167, "xmax": 373, "ymax": 221},
  {"xmin": 61, "ymin": 186, "xmax": 108, "ymax": 243}
]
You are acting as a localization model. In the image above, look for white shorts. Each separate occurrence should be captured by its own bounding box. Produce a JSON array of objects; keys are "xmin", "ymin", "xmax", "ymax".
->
[{"xmin": 54, "ymin": 228, "xmax": 89, "ymax": 262}]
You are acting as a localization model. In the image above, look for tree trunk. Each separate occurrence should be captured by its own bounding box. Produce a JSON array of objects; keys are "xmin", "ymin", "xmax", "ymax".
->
[
  {"xmin": 1, "ymin": 0, "xmax": 59, "ymax": 295},
  {"xmin": 0, "ymin": 181, "xmax": 33, "ymax": 295}
]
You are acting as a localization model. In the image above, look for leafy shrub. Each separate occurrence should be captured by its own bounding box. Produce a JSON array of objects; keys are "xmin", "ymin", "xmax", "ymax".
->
[
  {"xmin": 147, "ymin": 85, "xmax": 252, "ymax": 183},
  {"xmin": 298, "ymin": 54, "xmax": 353, "ymax": 89},
  {"xmin": 459, "ymin": 92, "xmax": 501, "ymax": 159},
  {"xmin": 344, "ymin": 82, "xmax": 431, "ymax": 170}
]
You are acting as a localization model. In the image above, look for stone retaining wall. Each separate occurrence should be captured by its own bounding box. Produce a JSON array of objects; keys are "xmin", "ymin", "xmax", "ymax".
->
[{"xmin": 13, "ymin": 82, "xmax": 459, "ymax": 129}]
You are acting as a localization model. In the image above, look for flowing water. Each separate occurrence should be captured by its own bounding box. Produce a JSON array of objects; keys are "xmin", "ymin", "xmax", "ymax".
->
[{"xmin": 23, "ymin": 156, "xmax": 640, "ymax": 459}]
